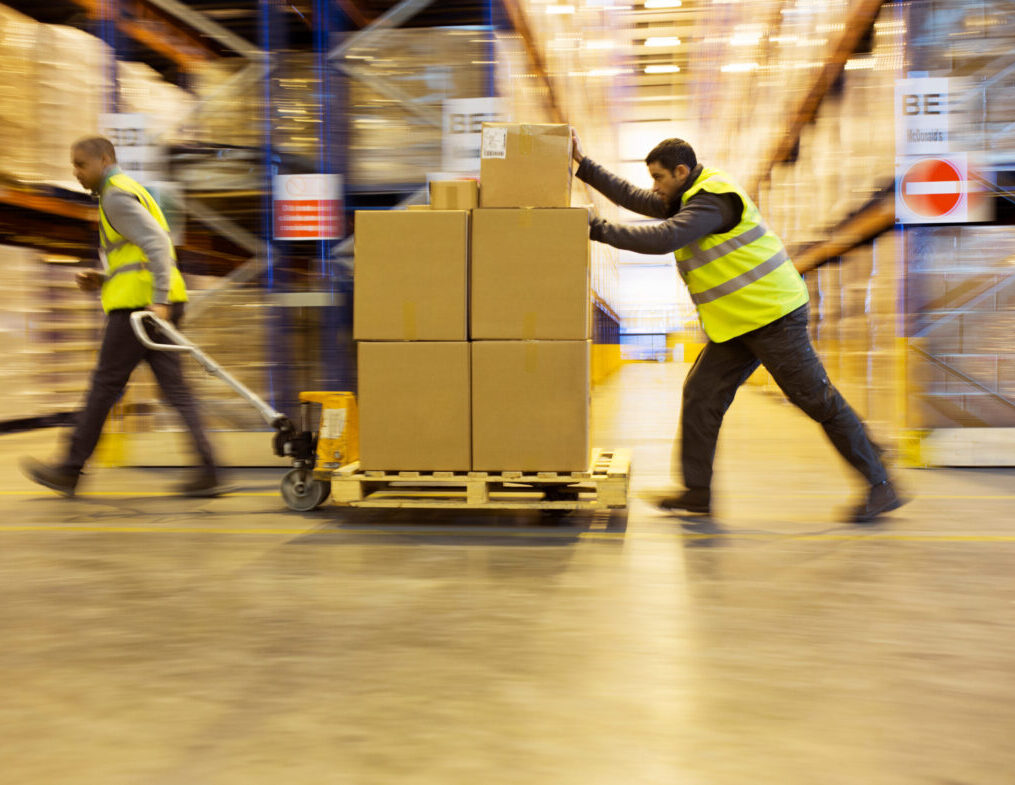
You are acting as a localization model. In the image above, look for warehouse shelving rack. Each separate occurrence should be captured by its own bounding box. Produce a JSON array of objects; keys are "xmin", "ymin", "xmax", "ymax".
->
[{"xmin": 0, "ymin": 0, "xmax": 626, "ymax": 461}]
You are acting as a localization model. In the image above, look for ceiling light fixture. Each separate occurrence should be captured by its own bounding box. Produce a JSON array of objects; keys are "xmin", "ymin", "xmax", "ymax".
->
[
  {"xmin": 644, "ymin": 0, "xmax": 682, "ymax": 8},
  {"xmin": 720, "ymin": 62, "xmax": 759, "ymax": 73},
  {"xmin": 644, "ymin": 64, "xmax": 681, "ymax": 73},
  {"xmin": 844, "ymin": 57, "xmax": 875, "ymax": 70},
  {"xmin": 644, "ymin": 36, "xmax": 681, "ymax": 47}
]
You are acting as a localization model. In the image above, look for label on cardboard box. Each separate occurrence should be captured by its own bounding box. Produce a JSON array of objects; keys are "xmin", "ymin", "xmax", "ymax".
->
[{"xmin": 481, "ymin": 126, "xmax": 507, "ymax": 159}]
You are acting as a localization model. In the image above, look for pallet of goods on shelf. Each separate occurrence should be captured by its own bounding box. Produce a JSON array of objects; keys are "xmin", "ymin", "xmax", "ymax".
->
[
  {"xmin": 346, "ymin": 29, "xmax": 488, "ymax": 187},
  {"xmin": 909, "ymin": 226, "xmax": 1015, "ymax": 429},
  {"xmin": 0, "ymin": 4, "xmax": 39, "ymax": 182},
  {"xmin": 33, "ymin": 24, "xmax": 107, "ymax": 185}
]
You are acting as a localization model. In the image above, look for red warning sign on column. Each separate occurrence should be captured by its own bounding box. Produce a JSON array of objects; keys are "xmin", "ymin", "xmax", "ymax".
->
[{"xmin": 273, "ymin": 174, "xmax": 343, "ymax": 240}]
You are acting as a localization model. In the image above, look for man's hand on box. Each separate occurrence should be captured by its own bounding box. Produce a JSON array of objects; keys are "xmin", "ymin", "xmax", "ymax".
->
[{"xmin": 571, "ymin": 128, "xmax": 585, "ymax": 164}]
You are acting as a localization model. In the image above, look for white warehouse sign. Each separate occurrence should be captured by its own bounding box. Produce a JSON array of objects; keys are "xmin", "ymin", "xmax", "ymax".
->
[
  {"xmin": 442, "ymin": 97, "xmax": 505, "ymax": 173},
  {"xmin": 895, "ymin": 77, "xmax": 951, "ymax": 156}
]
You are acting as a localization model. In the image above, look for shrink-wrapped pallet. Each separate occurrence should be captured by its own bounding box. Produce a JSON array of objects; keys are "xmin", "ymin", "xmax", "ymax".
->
[
  {"xmin": 0, "ymin": 5, "xmax": 39, "ymax": 179},
  {"xmin": 118, "ymin": 60, "xmax": 194, "ymax": 143},
  {"xmin": 33, "ymin": 24, "xmax": 107, "ymax": 184}
]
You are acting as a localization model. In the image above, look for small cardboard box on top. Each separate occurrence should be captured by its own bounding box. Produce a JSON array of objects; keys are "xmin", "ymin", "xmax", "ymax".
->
[
  {"xmin": 479, "ymin": 123, "xmax": 572, "ymax": 208},
  {"xmin": 353, "ymin": 210, "xmax": 468, "ymax": 341},
  {"xmin": 471, "ymin": 207, "xmax": 590, "ymax": 340},
  {"xmin": 358, "ymin": 342, "xmax": 472, "ymax": 471},
  {"xmin": 472, "ymin": 340, "xmax": 590, "ymax": 472},
  {"xmin": 430, "ymin": 180, "xmax": 479, "ymax": 210}
]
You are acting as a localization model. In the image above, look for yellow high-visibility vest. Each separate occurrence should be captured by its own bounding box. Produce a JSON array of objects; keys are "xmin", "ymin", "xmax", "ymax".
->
[
  {"xmin": 98, "ymin": 172, "xmax": 188, "ymax": 313},
  {"xmin": 674, "ymin": 167, "xmax": 808, "ymax": 342}
]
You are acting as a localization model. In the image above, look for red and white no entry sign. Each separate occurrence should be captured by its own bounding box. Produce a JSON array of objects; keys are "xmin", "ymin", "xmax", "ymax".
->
[
  {"xmin": 895, "ymin": 154, "xmax": 972, "ymax": 224},
  {"xmin": 901, "ymin": 158, "xmax": 962, "ymax": 217}
]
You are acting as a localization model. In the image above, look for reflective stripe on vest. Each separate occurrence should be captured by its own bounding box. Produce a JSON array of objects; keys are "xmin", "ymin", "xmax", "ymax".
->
[
  {"xmin": 99, "ymin": 172, "xmax": 188, "ymax": 313},
  {"xmin": 674, "ymin": 167, "xmax": 808, "ymax": 343}
]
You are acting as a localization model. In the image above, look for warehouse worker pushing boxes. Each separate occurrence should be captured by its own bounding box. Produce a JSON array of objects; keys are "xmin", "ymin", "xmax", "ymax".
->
[{"xmin": 353, "ymin": 122, "xmax": 591, "ymax": 474}]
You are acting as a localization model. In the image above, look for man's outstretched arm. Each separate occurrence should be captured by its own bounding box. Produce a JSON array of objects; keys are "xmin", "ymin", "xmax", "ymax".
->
[
  {"xmin": 576, "ymin": 158, "xmax": 671, "ymax": 219},
  {"xmin": 571, "ymin": 128, "xmax": 669, "ymax": 219},
  {"xmin": 589, "ymin": 195, "xmax": 732, "ymax": 255}
]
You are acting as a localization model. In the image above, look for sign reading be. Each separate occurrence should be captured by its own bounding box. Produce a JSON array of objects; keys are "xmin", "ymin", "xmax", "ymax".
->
[
  {"xmin": 901, "ymin": 92, "xmax": 945, "ymax": 116},
  {"xmin": 895, "ymin": 77, "xmax": 951, "ymax": 156},
  {"xmin": 448, "ymin": 112, "xmax": 500, "ymax": 135},
  {"xmin": 442, "ymin": 97, "xmax": 504, "ymax": 172}
]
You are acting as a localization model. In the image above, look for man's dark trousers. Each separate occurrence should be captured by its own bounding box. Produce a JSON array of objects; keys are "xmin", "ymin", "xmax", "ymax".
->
[
  {"xmin": 61, "ymin": 303, "xmax": 216, "ymax": 476},
  {"xmin": 679, "ymin": 304, "xmax": 887, "ymax": 491}
]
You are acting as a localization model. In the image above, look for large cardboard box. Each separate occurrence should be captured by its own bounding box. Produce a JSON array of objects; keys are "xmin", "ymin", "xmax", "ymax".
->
[
  {"xmin": 430, "ymin": 180, "xmax": 478, "ymax": 210},
  {"xmin": 471, "ymin": 208, "xmax": 590, "ymax": 340},
  {"xmin": 479, "ymin": 123, "xmax": 572, "ymax": 208},
  {"xmin": 353, "ymin": 210, "xmax": 468, "ymax": 341},
  {"xmin": 472, "ymin": 341, "xmax": 590, "ymax": 472},
  {"xmin": 358, "ymin": 342, "xmax": 471, "ymax": 471}
]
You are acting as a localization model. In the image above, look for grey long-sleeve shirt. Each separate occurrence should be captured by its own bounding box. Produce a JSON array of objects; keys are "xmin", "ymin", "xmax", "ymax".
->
[
  {"xmin": 100, "ymin": 171, "xmax": 175, "ymax": 304},
  {"xmin": 576, "ymin": 158, "xmax": 743, "ymax": 256}
]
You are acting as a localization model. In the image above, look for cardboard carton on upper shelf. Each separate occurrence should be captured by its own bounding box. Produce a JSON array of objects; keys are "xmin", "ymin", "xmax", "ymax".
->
[
  {"xmin": 479, "ymin": 123, "xmax": 572, "ymax": 208},
  {"xmin": 353, "ymin": 210, "xmax": 468, "ymax": 341},
  {"xmin": 358, "ymin": 341, "xmax": 471, "ymax": 471},
  {"xmin": 471, "ymin": 340, "xmax": 590, "ymax": 472},
  {"xmin": 471, "ymin": 207, "xmax": 590, "ymax": 340}
]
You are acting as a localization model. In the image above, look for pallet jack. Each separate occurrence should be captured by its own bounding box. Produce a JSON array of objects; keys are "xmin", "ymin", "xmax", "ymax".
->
[{"xmin": 130, "ymin": 311, "xmax": 336, "ymax": 512}]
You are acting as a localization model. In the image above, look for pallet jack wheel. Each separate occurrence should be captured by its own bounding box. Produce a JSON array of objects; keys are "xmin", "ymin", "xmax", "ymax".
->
[
  {"xmin": 281, "ymin": 468, "xmax": 331, "ymax": 511},
  {"xmin": 542, "ymin": 484, "xmax": 578, "ymax": 518}
]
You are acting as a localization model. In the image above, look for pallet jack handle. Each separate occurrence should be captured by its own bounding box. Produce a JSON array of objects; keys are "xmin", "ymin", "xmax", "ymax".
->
[{"xmin": 129, "ymin": 310, "xmax": 292, "ymax": 433}]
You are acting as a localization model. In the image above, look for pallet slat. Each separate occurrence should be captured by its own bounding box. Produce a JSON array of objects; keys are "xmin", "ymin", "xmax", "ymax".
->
[{"xmin": 330, "ymin": 448, "xmax": 629, "ymax": 511}]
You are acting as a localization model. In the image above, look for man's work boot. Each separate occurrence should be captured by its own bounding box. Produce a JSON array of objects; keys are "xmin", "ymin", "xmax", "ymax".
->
[
  {"xmin": 851, "ymin": 480, "xmax": 908, "ymax": 523},
  {"xmin": 651, "ymin": 487, "xmax": 711, "ymax": 515},
  {"xmin": 176, "ymin": 469, "xmax": 227, "ymax": 498},
  {"xmin": 21, "ymin": 458, "xmax": 79, "ymax": 497}
]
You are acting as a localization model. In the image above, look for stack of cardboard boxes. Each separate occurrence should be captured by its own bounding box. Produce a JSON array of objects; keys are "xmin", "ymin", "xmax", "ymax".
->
[{"xmin": 354, "ymin": 123, "xmax": 591, "ymax": 473}]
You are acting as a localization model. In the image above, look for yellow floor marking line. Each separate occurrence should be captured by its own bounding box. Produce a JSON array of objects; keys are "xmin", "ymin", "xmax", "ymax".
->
[
  {"xmin": 5, "ymin": 490, "xmax": 1015, "ymax": 501},
  {"xmin": 0, "ymin": 490, "xmax": 280, "ymax": 497},
  {"xmin": 0, "ymin": 525, "xmax": 315, "ymax": 536},
  {"xmin": 0, "ymin": 524, "xmax": 1013, "ymax": 544}
]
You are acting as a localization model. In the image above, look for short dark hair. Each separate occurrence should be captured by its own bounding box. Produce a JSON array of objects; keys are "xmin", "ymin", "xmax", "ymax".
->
[
  {"xmin": 645, "ymin": 138, "xmax": 696, "ymax": 172},
  {"xmin": 72, "ymin": 135, "xmax": 117, "ymax": 162}
]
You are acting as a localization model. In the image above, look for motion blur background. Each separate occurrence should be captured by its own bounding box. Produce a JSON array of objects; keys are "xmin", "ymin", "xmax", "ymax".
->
[
  {"xmin": 3, "ymin": 3, "xmax": 1015, "ymax": 783},
  {"xmin": 0, "ymin": 0, "xmax": 1013, "ymax": 467}
]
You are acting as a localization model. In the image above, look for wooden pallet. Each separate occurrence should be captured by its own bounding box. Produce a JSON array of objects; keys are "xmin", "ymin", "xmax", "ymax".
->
[{"xmin": 329, "ymin": 448, "xmax": 631, "ymax": 510}]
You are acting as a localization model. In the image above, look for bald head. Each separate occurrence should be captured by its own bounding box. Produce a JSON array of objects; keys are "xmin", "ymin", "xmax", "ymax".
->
[
  {"xmin": 71, "ymin": 136, "xmax": 117, "ymax": 192},
  {"xmin": 72, "ymin": 136, "xmax": 117, "ymax": 162}
]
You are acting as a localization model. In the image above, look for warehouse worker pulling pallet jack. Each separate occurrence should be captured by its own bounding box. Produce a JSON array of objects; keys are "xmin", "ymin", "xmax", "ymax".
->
[
  {"xmin": 21, "ymin": 136, "xmax": 223, "ymax": 498},
  {"xmin": 571, "ymin": 130, "xmax": 907, "ymax": 523}
]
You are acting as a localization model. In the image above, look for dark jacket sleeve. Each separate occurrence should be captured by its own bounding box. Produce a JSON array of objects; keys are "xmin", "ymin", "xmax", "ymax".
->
[
  {"xmin": 576, "ymin": 157, "xmax": 670, "ymax": 219},
  {"xmin": 589, "ymin": 192, "xmax": 738, "ymax": 255}
]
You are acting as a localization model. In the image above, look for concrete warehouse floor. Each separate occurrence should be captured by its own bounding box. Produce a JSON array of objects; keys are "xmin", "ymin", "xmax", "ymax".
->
[{"xmin": 1, "ymin": 362, "xmax": 1013, "ymax": 785}]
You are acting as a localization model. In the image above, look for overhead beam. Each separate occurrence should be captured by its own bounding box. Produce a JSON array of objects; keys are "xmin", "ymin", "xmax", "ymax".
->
[
  {"xmin": 334, "ymin": 0, "xmax": 374, "ymax": 28},
  {"xmin": 792, "ymin": 194, "xmax": 894, "ymax": 273},
  {"xmin": 500, "ymin": 0, "xmax": 565, "ymax": 124},
  {"xmin": 142, "ymin": 0, "xmax": 262, "ymax": 59},
  {"xmin": 750, "ymin": 0, "xmax": 886, "ymax": 194},
  {"xmin": 68, "ymin": 0, "xmax": 218, "ymax": 70},
  {"xmin": 328, "ymin": 0, "xmax": 435, "ymax": 61}
]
